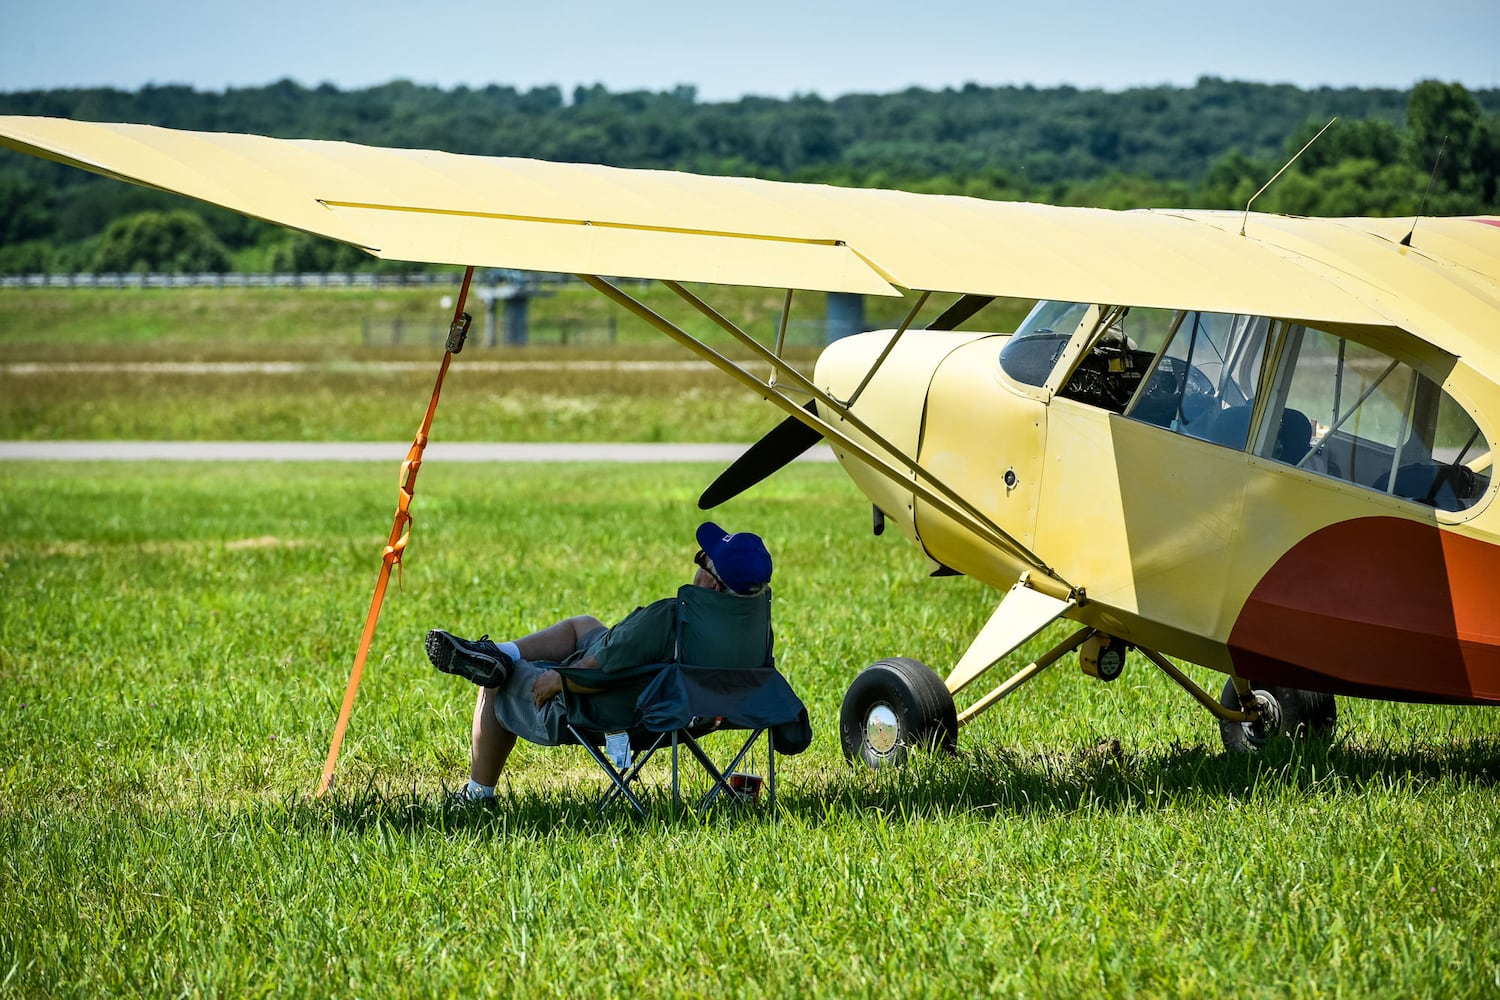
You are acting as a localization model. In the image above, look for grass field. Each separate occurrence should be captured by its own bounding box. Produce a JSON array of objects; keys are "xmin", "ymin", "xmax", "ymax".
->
[
  {"xmin": 0, "ymin": 285, "xmax": 1035, "ymax": 443},
  {"xmin": 3, "ymin": 462, "xmax": 1498, "ymax": 997},
  {"xmin": 0, "ymin": 342, "xmax": 799, "ymax": 443}
]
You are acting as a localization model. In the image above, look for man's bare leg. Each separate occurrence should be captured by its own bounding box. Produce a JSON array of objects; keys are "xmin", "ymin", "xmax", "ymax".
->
[
  {"xmin": 513, "ymin": 615, "xmax": 605, "ymax": 662},
  {"xmin": 470, "ymin": 685, "xmax": 517, "ymax": 786},
  {"xmin": 466, "ymin": 615, "xmax": 605, "ymax": 788}
]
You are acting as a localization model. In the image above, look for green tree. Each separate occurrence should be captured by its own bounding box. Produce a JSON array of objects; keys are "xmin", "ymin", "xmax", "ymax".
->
[
  {"xmin": 262, "ymin": 230, "xmax": 369, "ymax": 272},
  {"xmin": 2, "ymin": 76, "xmax": 1496, "ymax": 253},
  {"xmin": 1405, "ymin": 80, "xmax": 1500, "ymax": 207},
  {"xmin": 1289, "ymin": 116, "xmax": 1404, "ymax": 172},
  {"xmin": 1197, "ymin": 149, "xmax": 1268, "ymax": 210},
  {"xmin": 88, "ymin": 210, "xmax": 231, "ymax": 273},
  {"xmin": 1271, "ymin": 159, "xmax": 1422, "ymax": 217},
  {"xmin": 0, "ymin": 239, "xmax": 56, "ymax": 274},
  {"xmin": 0, "ymin": 171, "xmax": 52, "ymax": 243}
]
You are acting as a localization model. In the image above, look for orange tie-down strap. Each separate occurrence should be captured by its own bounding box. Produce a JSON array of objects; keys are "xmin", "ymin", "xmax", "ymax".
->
[{"xmin": 316, "ymin": 266, "xmax": 473, "ymax": 798}]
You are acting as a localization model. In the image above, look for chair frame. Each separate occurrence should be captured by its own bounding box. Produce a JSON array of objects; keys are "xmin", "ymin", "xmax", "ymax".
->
[
  {"xmin": 566, "ymin": 722, "xmax": 778, "ymax": 816},
  {"xmin": 564, "ymin": 585, "xmax": 800, "ymax": 815}
]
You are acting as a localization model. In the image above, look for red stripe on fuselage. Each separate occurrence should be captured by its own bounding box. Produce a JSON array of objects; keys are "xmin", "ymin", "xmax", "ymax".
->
[{"xmin": 1228, "ymin": 517, "xmax": 1500, "ymax": 704}]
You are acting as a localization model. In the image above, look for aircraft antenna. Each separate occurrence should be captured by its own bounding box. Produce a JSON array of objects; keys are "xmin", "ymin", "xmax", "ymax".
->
[
  {"xmin": 1241, "ymin": 117, "xmax": 1337, "ymax": 236},
  {"xmin": 1400, "ymin": 135, "xmax": 1448, "ymax": 247}
]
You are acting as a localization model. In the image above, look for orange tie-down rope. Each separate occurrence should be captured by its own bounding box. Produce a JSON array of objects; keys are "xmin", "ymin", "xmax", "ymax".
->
[{"xmin": 316, "ymin": 265, "xmax": 475, "ymax": 798}]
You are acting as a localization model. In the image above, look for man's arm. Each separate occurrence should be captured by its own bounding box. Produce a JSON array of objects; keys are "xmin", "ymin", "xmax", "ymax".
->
[{"xmin": 530, "ymin": 658, "xmax": 604, "ymax": 707}]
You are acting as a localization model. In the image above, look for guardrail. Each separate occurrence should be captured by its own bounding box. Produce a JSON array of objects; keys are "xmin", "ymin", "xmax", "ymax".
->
[
  {"xmin": 0, "ymin": 270, "xmax": 839, "ymax": 345},
  {"xmin": 361, "ymin": 314, "xmax": 622, "ymax": 348},
  {"xmin": 0, "ymin": 271, "xmax": 586, "ymax": 290}
]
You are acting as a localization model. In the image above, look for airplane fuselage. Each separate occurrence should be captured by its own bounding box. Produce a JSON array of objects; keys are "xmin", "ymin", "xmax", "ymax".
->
[{"xmin": 817, "ymin": 321, "xmax": 1500, "ymax": 706}]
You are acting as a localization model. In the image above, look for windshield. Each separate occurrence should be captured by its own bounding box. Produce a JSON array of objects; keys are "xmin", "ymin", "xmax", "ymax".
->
[{"xmin": 999, "ymin": 300, "xmax": 1091, "ymax": 387}]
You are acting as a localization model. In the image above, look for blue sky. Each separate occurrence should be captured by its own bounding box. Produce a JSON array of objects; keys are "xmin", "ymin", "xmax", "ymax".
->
[{"xmin": 2, "ymin": 0, "xmax": 1496, "ymax": 100}]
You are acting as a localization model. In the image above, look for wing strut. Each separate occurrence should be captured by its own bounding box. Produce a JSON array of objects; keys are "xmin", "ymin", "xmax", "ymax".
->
[
  {"xmin": 697, "ymin": 288, "xmax": 928, "ymax": 508},
  {"xmin": 941, "ymin": 573, "xmax": 1086, "ymax": 725},
  {"xmin": 947, "ymin": 575, "xmax": 1080, "ymax": 694},
  {"xmin": 580, "ymin": 275, "xmax": 1070, "ymax": 591},
  {"xmin": 315, "ymin": 266, "xmax": 475, "ymax": 798},
  {"xmin": 845, "ymin": 290, "xmax": 929, "ymax": 407}
]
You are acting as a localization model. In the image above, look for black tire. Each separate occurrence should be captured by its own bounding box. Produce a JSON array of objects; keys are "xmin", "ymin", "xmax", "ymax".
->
[
  {"xmin": 1218, "ymin": 679, "xmax": 1336, "ymax": 752},
  {"xmin": 840, "ymin": 658, "xmax": 958, "ymax": 768}
]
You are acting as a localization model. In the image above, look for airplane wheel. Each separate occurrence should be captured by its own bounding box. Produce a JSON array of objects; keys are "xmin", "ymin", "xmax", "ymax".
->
[
  {"xmin": 1217, "ymin": 680, "xmax": 1336, "ymax": 752},
  {"xmin": 840, "ymin": 658, "xmax": 958, "ymax": 768}
]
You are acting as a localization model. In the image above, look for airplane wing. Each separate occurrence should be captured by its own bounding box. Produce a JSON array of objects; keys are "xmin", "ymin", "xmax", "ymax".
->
[
  {"xmin": 6, "ymin": 115, "xmax": 1496, "ymax": 356},
  {"xmin": 6, "ymin": 115, "xmax": 1499, "ymax": 596},
  {"xmin": 1172, "ymin": 210, "xmax": 1500, "ymax": 374}
]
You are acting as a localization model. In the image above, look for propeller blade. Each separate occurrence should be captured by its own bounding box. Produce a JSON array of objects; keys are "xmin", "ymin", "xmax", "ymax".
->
[
  {"xmin": 699, "ymin": 401, "xmax": 823, "ymax": 509},
  {"xmin": 929, "ymin": 294, "xmax": 994, "ymax": 331}
]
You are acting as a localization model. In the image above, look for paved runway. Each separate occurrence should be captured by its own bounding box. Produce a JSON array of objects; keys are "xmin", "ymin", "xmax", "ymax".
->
[{"xmin": 0, "ymin": 440, "xmax": 836, "ymax": 463}]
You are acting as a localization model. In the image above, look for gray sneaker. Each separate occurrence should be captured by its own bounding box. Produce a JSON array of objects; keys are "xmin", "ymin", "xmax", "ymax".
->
[
  {"xmin": 425, "ymin": 630, "xmax": 513, "ymax": 687},
  {"xmin": 443, "ymin": 783, "xmax": 497, "ymax": 808}
]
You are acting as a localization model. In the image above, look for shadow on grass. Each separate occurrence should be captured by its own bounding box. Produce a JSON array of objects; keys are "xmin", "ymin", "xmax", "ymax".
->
[
  {"xmin": 285, "ymin": 733, "xmax": 1500, "ymax": 836},
  {"xmin": 802, "ymin": 733, "xmax": 1500, "ymax": 820}
]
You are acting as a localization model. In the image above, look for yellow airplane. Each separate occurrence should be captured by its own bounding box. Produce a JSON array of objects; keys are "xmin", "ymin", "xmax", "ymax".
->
[{"xmin": 3, "ymin": 117, "xmax": 1496, "ymax": 773}]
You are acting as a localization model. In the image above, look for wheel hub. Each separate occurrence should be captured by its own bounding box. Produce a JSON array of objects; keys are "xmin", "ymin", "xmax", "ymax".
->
[
  {"xmin": 865, "ymin": 702, "xmax": 900, "ymax": 756},
  {"xmin": 1242, "ymin": 691, "xmax": 1284, "ymax": 747}
]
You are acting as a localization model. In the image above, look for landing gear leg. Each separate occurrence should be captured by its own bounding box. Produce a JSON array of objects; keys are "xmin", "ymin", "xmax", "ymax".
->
[
  {"xmin": 1132, "ymin": 647, "xmax": 1337, "ymax": 753},
  {"xmin": 1217, "ymin": 679, "xmax": 1336, "ymax": 752}
]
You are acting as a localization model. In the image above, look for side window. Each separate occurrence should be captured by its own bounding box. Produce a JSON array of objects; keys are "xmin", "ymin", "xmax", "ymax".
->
[
  {"xmin": 1261, "ymin": 325, "xmax": 1493, "ymax": 512},
  {"xmin": 1124, "ymin": 310, "xmax": 1272, "ymax": 449}
]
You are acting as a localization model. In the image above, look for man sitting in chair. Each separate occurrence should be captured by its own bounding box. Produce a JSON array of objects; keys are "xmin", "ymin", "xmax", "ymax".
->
[{"xmin": 425, "ymin": 521, "xmax": 773, "ymax": 804}]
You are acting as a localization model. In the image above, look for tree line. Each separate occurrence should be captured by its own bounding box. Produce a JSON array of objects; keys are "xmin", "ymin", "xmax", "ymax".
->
[{"xmin": 0, "ymin": 76, "xmax": 1495, "ymax": 275}]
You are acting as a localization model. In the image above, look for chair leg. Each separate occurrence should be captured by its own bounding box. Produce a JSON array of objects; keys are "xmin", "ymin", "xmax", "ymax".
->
[
  {"xmin": 671, "ymin": 732, "xmax": 680, "ymax": 808},
  {"xmin": 768, "ymin": 728, "xmax": 776, "ymax": 811},
  {"xmin": 680, "ymin": 734, "xmax": 729, "ymax": 811},
  {"xmin": 574, "ymin": 737, "xmax": 646, "ymax": 815},
  {"xmin": 567, "ymin": 725, "xmax": 669, "ymax": 816},
  {"xmin": 689, "ymin": 729, "xmax": 765, "ymax": 812},
  {"xmin": 597, "ymin": 741, "xmax": 667, "ymax": 812}
]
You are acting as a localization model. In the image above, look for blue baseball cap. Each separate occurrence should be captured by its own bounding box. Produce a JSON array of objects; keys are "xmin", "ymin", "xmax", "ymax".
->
[{"xmin": 695, "ymin": 522, "xmax": 773, "ymax": 594}]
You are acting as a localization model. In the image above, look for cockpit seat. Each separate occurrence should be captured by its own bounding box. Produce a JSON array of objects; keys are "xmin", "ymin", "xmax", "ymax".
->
[
  {"xmin": 1205, "ymin": 405, "xmax": 1252, "ymax": 450},
  {"xmin": 1272, "ymin": 409, "xmax": 1314, "ymax": 464},
  {"xmin": 1203, "ymin": 406, "xmax": 1314, "ymax": 465},
  {"xmin": 1372, "ymin": 461, "xmax": 1480, "ymax": 512}
]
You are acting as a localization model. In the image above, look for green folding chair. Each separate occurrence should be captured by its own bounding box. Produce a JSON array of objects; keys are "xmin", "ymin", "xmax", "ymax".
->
[{"xmin": 563, "ymin": 585, "xmax": 811, "ymax": 814}]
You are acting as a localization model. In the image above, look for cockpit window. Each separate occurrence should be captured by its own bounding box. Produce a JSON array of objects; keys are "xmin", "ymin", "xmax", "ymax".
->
[
  {"xmin": 1042, "ymin": 305, "xmax": 1270, "ymax": 424},
  {"xmin": 1053, "ymin": 307, "xmax": 1163, "ymax": 412},
  {"xmin": 1261, "ymin": 325, "xmax": 1493, "ymax": 512},
  {"xmin": 1125, "ymin": 311, "xmax": 1272, "ymax": 449},
  {"xmin": 1027, "ymin": 304, "xmax": 1495, "ymax": 512},
  {"xmin": 998, "ymin": 301, "xmax": 1092, "ymax": 387}
]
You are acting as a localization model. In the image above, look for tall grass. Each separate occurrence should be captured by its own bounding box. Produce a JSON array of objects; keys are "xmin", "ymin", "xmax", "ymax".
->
[{"xmin": 2, "ymin": 462, "xmax": 1498, "ymax": 996}]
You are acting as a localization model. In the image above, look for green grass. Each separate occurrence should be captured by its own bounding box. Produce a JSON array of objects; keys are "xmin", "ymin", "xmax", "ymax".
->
[
  {"xmin": 0, "ymin": 285, "xmax": 1036, "ymax": 443},
  {"xmin": 3, "ymin": 462, "xmax": 1498, "ymax": 997},
  {"xmin": 0, "ymin": 287, "xmax": 1016, "ymax": 444},
  {"xmin": 0, "ymin": 341, "xmax": 802, "ymax": 442}
]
